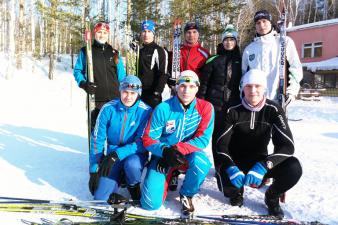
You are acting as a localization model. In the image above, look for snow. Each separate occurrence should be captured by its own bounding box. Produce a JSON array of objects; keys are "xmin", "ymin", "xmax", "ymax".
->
[
  {"xmin": 302, "ymin": 56, "xmax": 338, "ymax": 72},
  {"xmin": 1, "ymin": 54, "xmax": 338, "ymax": 225}
]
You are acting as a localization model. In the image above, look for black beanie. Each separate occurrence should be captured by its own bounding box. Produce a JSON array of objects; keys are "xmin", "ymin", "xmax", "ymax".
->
[{"xmin": 254, "ymin": 10, "xmax": 272, "ymax": 23}]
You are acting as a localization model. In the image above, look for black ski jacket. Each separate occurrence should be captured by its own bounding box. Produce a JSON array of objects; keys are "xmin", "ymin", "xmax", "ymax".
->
[
  {"xmin": 138, "ymin": 42, "xmax": 168, "ymax": 93},
  {"xmin": 216, "ymin": 99, "xmax": 295, "ymax": 170},
  {"xmin": 197, "ymin": 45, "xmax": 242, "ymax": 112}
]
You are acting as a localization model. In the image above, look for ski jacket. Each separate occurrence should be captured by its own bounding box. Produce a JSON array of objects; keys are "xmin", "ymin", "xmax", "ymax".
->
[
  {"xmin": 242, "ymin": 31, "xmax": 303, "ymax": 100},
  {"xmin": 73, "ymin": 41, "xmax": 126, "ymax": 102},
  {"xmin": 198, "ymin": 45, "xmax": 242, "ymax": 112},
  {"xmin": 216, "ymin": 99, "xmax": 294, "ymax": 170},
  {"xmin": 180, "ymin": 42, "xmax": 210, "ymax": 77},
  {"xmin": 89, "ymin": 99, "xmax": 152, "ymax": 173},
  {"xmin": 138, "ymin": 42, "xmax": 168, "ymax": 93},
  {"xmin": 142, "ymin": 96, "xmax": 214, "ymax": 157}
]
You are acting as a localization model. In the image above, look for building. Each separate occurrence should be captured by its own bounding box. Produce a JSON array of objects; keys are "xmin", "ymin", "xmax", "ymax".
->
[{"xmin": 287, "ymin": 19, "xmax": 338, "ymax": 91}]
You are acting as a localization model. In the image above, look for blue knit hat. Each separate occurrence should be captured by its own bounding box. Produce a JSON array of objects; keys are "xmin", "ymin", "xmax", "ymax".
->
[
  {"xmin": 119, "ymin": 75, "xmax": 142, "ymax": 96},
  {"xmin": 141, "ymin": 20, "xmax": 155, "ymax": 33}
]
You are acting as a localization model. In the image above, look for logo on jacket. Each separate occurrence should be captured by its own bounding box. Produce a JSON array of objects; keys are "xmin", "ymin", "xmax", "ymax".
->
[
  {"xmin": 166, "ymin": 120, "xmax": 176, "ymax": 133},
  {"xmin": 130, "ymin": 121, "xmax": 136, "ymax": 127},
  {"xmin": 249, "ymin": 54, "xmax": 255, "ymax": 61}
]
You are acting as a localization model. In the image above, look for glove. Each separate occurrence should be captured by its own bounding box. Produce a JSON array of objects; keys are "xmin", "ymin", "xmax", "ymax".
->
[
  {"xmin": 226, "ymin": 166, "xmax": 245, "ymax": 189},
  {"xmin": 167, "ymin": 78, "xmax": 176, "ymax": 88},
  {"xmin": 285, "ymin": 94, "xmax": 295, "ymax": 107},
  {"xmin": 156, "ymin": 158, "xmax": 168, "ymax": 174},
  {"xmin": 80, "ymin": 81, "xmax": 97, "ymax": 95},
  {"xmin": 162, "ymin": 146, "xmax": 185, "ymax": 168},
  {"xmin": 148, "ymin": 92, "xmax": 162, "ymax": 108},
  {"xmin": 100, "ymin": 151, "xmax": 119, "ymax": 177},
  {"xmin": 88, "ymin": 172, "xmax": 99, "ymax": 195},
  {"xmin": 244, "ymin": 162, "xmax": 267, "ymax": 187}
]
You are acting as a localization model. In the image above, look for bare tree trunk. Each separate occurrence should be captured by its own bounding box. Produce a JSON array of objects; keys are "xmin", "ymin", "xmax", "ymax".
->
[
  {"xmin": 0, "ymin": 0, "xmax": 5, "ymax": 52},
  {"xmin": 16, "ymin": 0, "xmax": 24, "ymax": 69},
  {"xmin": 30, "ymin": 0, "xmax": 35, "ymax": 55},
  {"xmin": 307, "ymin": 0, "xmax": 313, "ymax": 24},
  {"xmin": 6, "ymin": 0, "xmax": 15, "ymax": 79}
]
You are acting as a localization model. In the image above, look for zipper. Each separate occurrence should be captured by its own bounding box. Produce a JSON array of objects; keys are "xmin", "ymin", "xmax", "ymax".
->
[
  {"xmin": 119, "ymin": 110, "xmax": 128, "ymax": 144},
  {"xmin": 179, "ymin": 110, "xmax": 187, "ymax": 141},
  {"xmin": 250, "ymin": 111, "xmax": 255, "ymax": 130},
  {"xmin": 102, "ymin": 45, "xmax": 110, "ymax": 100},
  {"xmin": 184, "ymin": 47, "xmax": 191, "ymax": 70}
]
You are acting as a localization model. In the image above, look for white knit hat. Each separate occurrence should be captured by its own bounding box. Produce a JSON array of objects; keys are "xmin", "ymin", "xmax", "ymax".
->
[
  {"xmin": 176, "ymin": 70, "xmax": 200, "ymax": 87},
  {"xmin": 240, "ymin": 69, "xmax": 268, "ymax": 92}
]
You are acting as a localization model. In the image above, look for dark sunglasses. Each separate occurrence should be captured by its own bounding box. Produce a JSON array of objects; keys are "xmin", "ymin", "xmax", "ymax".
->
[{"xmin": 121, "ymin": 83, "xmax": 142, "ymax": 90}]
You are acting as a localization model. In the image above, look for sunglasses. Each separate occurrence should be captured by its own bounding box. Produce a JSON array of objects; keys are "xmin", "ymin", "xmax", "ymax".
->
[
  {"xmin": 121, "ymin": 83, "xmax": 142, "ymax": 90},
  {"xmin": 176, "ymin": 77, "xmax": 200, "ymax": 86}
]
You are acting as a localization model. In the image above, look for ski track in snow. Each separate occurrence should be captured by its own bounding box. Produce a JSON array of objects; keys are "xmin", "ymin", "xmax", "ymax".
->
[{"xmin": 0, "ymin": 54, "xmax": 338, "ymax": 224}]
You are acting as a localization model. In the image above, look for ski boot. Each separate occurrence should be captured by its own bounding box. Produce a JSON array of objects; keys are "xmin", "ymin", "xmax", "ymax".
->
[
  {"xmin": 265, "ymin": 188, "xmax": 284, "ymax": 219},
  {"xmin": 180, "ymin": 194, "xmax": 194, "ymax": 219},
  {"xmin": 229, "ymin": 189, "xmax": 244, "ymax": 207},
  {"xmin": 128, "ymin": 183, "xmax": 141, "ymax": 206}
]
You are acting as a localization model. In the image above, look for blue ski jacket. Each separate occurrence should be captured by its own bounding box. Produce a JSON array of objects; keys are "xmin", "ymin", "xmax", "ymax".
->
[
  {"xmin": 89, "ymin": 99, "xmax": 152, "ymax": 173},
  {"xmin": 142, "ymin": 96, "xmax": 214, "ymax": 156}
]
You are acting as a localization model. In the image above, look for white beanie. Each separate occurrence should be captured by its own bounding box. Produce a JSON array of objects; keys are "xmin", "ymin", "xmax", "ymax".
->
[
  {"xmin": 176, "ymin": 70, "xmax": 200, "ymax": 86},
  {"xmin": 240, "ymin": 69, "xmax": 268, "ymax": 92}
]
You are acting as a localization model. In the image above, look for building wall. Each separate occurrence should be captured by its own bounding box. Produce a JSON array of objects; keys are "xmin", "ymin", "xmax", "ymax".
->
[{"xmin": 287, "ymin": 23, "xmax": 338, "ymax": 63}]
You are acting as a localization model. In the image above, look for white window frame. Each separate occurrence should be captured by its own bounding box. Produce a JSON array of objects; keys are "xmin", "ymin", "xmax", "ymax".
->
[{"xmin": 302, "ymin": 42, "xmax": 323, "ymax": 58}]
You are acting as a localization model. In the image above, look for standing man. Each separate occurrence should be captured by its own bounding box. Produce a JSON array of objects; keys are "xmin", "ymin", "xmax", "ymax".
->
[
  {"xmin": 180, "ymin": 21, "xmax": 210, "ymax": 77},
  {"xmin": 215, "ymin": 69, "xmax": 302, "ymax": 218},
  {"xmin": 167, "ymin": 21, "xmax": 211, "ymax": 191},
  {"xmin": 89, "ymin": 75, "xmax": 151, "ymax": 203},
  {"xmin": 242, "ymin": 10, "xmax": 303, "ymax": 106},
  {"xmin": 140, "ymin": 70, "xmax": 214, "ymax": 217},
  {"xmin": 138, "ymin": 20, "xmax": 168, "ymax": 108},
  {"xmin": 73, "ymin": 21, "xmax": 126, "ymax": 129}
]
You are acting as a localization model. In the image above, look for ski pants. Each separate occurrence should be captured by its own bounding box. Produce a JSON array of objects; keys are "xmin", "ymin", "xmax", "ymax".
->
[
  {"xmin": 94, "ymin": 153, "xmax": 147, "ymax": 200},
  {"xmin": 140, "ymin": 151, "xmax": 212, "ymax": 210},
  {"xmin": 216, "ymin": 156, "xmax": 302, "ymax": 198}
]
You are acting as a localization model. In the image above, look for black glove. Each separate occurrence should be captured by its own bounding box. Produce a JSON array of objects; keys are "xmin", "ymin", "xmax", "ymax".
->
[
  {"xmin": 167, "ymin": 78, "xmax": 176, "ymax": 88},
  {"xmin": 100, "ymin": 151, "xmax": 119, "ymax": 177},
  {"xmin": 162, "ymin": 146, "xmax": 185, "ymax": 168},
  {"xmin": 156, "ymin": 158, "xmax": 169, "ymax": 174},
  {"xmin": 148, "ymin": 92, "xmax": 162, "ymax": 108},
  {"xmin": 88, "ymin": 172, "xmax": 99, "ymax": 195},
  {"xmin": 80, "ymin": 81, "xmax": 97, "ymax": 95}
]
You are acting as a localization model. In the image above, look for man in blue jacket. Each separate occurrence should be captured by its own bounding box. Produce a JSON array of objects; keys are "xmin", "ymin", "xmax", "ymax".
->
[
  {"xmin": 89, "ymin": 75, "xmax": 151, "ymax": 203},
  {"xmin": 141, "ymin": 70, "xmax": 214, "ymax": 217},
  {"xmin": 73, "ymin": 21, "xmax": 126, "ymax": 130}
]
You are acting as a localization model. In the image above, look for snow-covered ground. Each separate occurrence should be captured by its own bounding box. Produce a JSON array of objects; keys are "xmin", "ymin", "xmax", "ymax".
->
[{"xmin": 0, "ymin": 54, "xmax": 338, "ymax": 225}]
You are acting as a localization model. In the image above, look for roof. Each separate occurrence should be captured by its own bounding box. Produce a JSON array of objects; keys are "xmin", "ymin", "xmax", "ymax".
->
[
  {"xmin": 287, "ymin": 18, "xmax": 338, "ymax": 32},
  {"xmin": 302, "ymin": 56, "xmax": 338, "ymax": 72}
]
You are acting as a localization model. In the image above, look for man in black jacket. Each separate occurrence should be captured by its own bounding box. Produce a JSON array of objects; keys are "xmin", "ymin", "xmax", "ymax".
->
[
  {"xmin": 215, "ymin": 69, "xmax": 302, "ymax": 219},
  {"xmin": 138, "ymin": 20, "xmax": 168, "ymax": 108}
]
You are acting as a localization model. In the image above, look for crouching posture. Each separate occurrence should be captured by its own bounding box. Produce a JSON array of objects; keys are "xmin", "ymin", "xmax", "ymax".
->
[
  {"xmin": 89, "ymin": 75, "xmax": 151, "ymax": 203},
  {"xmin": 141, "ymin": 70, "xmax": 214, "ymax": 216},
  {"xmin": 215, "ymin": 69, "xmax": 302, "ymax": 218}
]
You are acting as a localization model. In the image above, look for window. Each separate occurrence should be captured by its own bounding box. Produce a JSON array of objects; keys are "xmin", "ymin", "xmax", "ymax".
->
[{"xmin": 302, "ymin": 42, "xmax": 323, "ymax": 58}]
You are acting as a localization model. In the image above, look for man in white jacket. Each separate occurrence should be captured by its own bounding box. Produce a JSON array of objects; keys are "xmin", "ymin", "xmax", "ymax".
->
[{"xmin": 242, "ymin": 10, "xmax": 303, "ymax": 106}]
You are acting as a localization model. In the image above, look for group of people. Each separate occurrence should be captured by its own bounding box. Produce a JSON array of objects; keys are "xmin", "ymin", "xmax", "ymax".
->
[{"xmin": 73, "ymin": 9, "xmax": 303, "ymax": 219}]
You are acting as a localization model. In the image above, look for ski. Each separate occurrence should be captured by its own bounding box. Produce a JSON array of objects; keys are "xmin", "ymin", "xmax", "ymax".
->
[
  {"xmin": 277, "ymin": 0, "xmax": 287, "ymax": 111},
  {"xmin": 84, "ymin": 18, "xmax": 95, "ymax": 152},
  {"xmin": 126, "ymin": 38, "xmax": 140, "ymax": 76},
  {"xmin": 171, "ymin": 18, "xmax": 183, "ymax": 81}
]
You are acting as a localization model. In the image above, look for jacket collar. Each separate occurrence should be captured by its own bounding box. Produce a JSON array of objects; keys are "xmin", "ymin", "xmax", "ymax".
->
[
  {"xmin": 117, "ymin": 99, "xmax": 140, "ymax": 112},
  {"xmin": 173, "ymin": 95, "xmax": 197, "ymax": 113}
]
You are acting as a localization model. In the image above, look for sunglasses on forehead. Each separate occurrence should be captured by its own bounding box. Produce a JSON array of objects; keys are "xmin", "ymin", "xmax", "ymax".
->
[
  {"xmin": 121, "ymin": 83, "xmax": 142, "ymax": 90},
  {"xmin": 177, "ymin": 77, "xmax": 200, "ymax": 86}
]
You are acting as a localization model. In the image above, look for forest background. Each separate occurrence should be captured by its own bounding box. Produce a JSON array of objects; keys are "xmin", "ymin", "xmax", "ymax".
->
[{"xmin": 1, "ymin": 0, "xmax": 338, "ymax": 79}]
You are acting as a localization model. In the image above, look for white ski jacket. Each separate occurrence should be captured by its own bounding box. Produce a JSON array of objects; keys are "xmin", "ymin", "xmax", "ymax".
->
[{"xmin": 242, "ymin": 31, "xmax": 303, "ymax": 100}]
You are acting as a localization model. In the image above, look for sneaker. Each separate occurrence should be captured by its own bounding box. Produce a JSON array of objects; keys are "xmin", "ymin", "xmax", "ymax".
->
[
  {"xmin": 180, "ymin": 194, "xmax": 194, "ymax": 218},
  {"xmin": 265, "ymin": 189, "xmax": 284, "ymax": 219},
  {"xmin": 230, "ymin": 192, "xmax": 243, "ymax": 207},
  {"xmin": 168, "ymin": 170, "xmax": 179, "ymax": 191}
]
